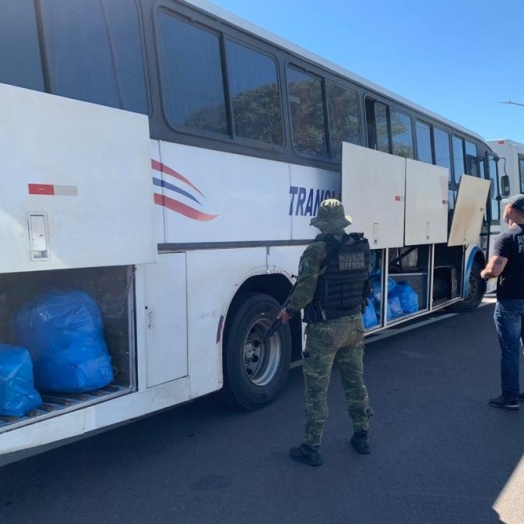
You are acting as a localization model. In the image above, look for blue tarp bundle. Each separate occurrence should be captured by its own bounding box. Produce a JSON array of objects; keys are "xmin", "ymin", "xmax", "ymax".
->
[
  {"xmin": 363, "ymin": 297, "xmax": 378, "ymax": 329},
  {"xmin": 394, "ymin": 280, "xmax": 419, "ymax": 314},
  {"xmin": 370, "ymin": 272, "xmax": 419, "ymax": 320},
  {"xmin": 11, "ymin": 290, "xmax": 113, "ymax": 393},
  {"xmin": 0, "ymin": 344, "xmax": 42, "ymax": 417},
  {"xmin": 388, "ymin": 292, "xmax": 403, "ymax": 320}
]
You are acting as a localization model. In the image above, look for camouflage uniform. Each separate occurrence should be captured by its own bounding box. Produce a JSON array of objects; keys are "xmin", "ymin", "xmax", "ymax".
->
[{"xmin": 286, "ymin": 200, "xmax": 371, "ymax": 450}]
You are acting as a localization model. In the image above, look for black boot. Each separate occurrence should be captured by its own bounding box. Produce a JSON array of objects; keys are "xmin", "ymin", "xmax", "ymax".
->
[
  {"xmin": 289, "ymin": 443, "xmax": 323, "ymax": 466},
  {"xmin": 350, "ymin": 430, "xmax": 370, "ymax": 454}
]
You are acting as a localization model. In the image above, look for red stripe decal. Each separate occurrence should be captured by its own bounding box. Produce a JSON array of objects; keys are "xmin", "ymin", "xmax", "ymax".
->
[
  {"xmin": 29, "ymin": 184, "xmax": 54, "ymax": 195},
  {"xmin": 151, "ymin": 160, "xmax": 204, "ymax": 197},
  {"xmin": 154, "ymin": 193, "xmax": 217, "ymax": 222}
]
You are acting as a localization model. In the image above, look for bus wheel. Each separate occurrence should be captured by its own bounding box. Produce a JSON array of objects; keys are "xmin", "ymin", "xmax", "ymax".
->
[
  {"xmin": 450, "ymin": 260, "xmax": 486, "ymax": 313},
  {"xmin": 219, "ymin": 292, "xmax": 292, "ymax": 411}
]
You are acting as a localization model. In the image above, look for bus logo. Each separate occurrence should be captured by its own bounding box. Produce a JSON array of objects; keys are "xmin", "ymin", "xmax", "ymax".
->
[
  {"xmin": 289, "ymin": 186, "xmax": 341, "ymax": 217},
  {"xmin": 152, "ymin": 160, "xmax": 218, "ymax": 222}
]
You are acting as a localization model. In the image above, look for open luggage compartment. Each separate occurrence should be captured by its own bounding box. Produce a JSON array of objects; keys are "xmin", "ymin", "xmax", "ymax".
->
[{"xmin": 0, "ymin": 266, "xmax": 135, "ymax": 433}]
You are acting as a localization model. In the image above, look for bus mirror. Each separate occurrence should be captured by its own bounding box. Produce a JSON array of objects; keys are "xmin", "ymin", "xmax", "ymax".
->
[{"xmin": 500, "ymin": 175, "xmax": 510, "ymax": 197}]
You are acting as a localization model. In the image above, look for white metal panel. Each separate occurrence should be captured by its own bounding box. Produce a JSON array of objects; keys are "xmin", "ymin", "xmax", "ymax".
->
[
  {"xmin": 404, "ymin": 159, "xmax": 449, "ymax": 245},
  {"xmin": 144, "ymin": 254, "xmax": 188, "ymax": 387},
  {"xmin": 448, "ymin": 175, "xmax": 491, "ymax": 246},
  {"xmin": 342, "ymin": 143, "xmax": 405, "ymax": 248},
  {"xmin": 0, "ymin": 84, "xmax": 156, "ymax": 273}
]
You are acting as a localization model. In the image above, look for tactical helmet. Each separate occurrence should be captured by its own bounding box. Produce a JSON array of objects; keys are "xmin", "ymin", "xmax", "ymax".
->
[{"xmin": 310, "ymin": 198, "xmax": 352, "ymax": 232}]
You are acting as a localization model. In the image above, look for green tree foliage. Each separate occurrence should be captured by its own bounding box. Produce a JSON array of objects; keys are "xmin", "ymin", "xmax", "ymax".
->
[
  {"xmin": 231, "ymin": 83, "xmax": 283, "ymax": 144},
  {"xmin": 183, "ymin": 77, "xmax": 364, "ymax": 158}
]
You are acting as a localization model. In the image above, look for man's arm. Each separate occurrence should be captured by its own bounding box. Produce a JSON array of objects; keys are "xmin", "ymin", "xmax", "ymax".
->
[
  {"xmin": 481, "ymin": 255, "xmax": 508, "ymax": 280},
  {"xmin": 277, "ymin": 244, "xmax": 325, "ymax": 324}
]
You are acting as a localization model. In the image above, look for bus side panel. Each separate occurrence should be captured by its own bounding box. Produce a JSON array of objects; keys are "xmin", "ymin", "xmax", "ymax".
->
[
  {"xmin": 185, "ymin": 248, "xmax": 268, "ymax": 399},
  {"xmin": 157, "ymin": 142, "xmax": 290, "ymax": 244}
]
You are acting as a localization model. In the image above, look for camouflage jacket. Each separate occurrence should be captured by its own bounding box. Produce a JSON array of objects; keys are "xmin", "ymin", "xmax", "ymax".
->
[{"xmin": 286, "ymin": 241, "xmax": 329, "ymax": 317}]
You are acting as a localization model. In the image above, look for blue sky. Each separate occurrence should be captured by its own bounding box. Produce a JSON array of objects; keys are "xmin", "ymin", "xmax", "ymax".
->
[{"xmin": 211, "ymin": 0, "xmax": 524, "ymax": 144}]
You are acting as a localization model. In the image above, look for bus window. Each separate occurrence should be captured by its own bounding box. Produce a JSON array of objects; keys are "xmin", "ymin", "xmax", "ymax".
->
[
  {"xmin": 158, "ymin": 12, "xmax": 227, "ymax": 134},
  {"xmin": 102, "ymin": 0, "xmax": 148, "ymax": 114},
  {"xmin": 391, "ymin": 109, "xmax": 413, "ymax": 158},
  {"xmin": 375, "ymin": 102, "xmax": 389, "ymax": 154},
  {"xmin": 365, "ymin": 98, "xmax": 389, "ymax": 153},
  {"xmin": 488, "ymin": 154, "xmax": 500, "ymax": 222},
  {"xmin": 326, "ymin": 83, "xmax": 361, "ymax": 159},
  {"xmin": 416, "ymin": 120, "xmax": 433, "ymax": 164},
  {"xmin": 479, "ymin": 157, "xmax": 485, "ymax": 180},
  {"xmin": 0, "ymin": 0, "xmax": 44, "ymax": 91},
  {"xmin": 452, "ymin": 136, "xmax": 465, "ymax": 185},
  {"xmin": 434, "ymin": 128, "xmax": 451, "ymax": 183},
  {"xmin": 41, "ymin": 0, "xmax": 148, "ymax": 114},
  {"xmin": 519, "ymin": 155, "xmax": 524, "ymax": 193},
  {"xmin": 225, "ymin": 41, "xmax": 283, "ymax": 145},
  {"xmin": 465, "ymin": 141, "xmax": 478, "ymax": 177},
  {"xmin": 287, "ymin": 67, "xmax": 327, "ymax": 156}
]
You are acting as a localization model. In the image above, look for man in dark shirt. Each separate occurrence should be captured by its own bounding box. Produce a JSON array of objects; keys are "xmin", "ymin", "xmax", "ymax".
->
[{"xmin": 481, "ymin": 194, "xmax": 524, "ymax": 410}]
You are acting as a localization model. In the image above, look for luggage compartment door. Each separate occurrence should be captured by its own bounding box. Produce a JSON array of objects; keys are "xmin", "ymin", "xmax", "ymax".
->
[
  {"xmin": 0, "ymin": 83, "xmax": 156, "ymax": 273},
  {"xmin": 342, "ymin": 143, "xmax": 405, "ymax": 248},
  {"xmin": 405, "ymin": 159, "xmax": 449, "ymax": 245},
  {"xmin": 144, "ymin": 253, "xmax": 188, "ymax": 387},
  {"xmin": 448, "ymin": 175, "xmax": 491, "ymax": 246}
]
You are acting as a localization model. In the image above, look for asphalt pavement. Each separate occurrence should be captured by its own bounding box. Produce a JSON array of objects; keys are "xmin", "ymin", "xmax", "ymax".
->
[{"xmin": 1, "ymin": 302, "xmax": 524, "ymax": 524}]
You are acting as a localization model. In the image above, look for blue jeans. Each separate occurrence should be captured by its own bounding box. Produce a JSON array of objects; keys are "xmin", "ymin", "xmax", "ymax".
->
[{"xmin": 494, "ymin": 300, "xmax": 524, "ymax": 400}]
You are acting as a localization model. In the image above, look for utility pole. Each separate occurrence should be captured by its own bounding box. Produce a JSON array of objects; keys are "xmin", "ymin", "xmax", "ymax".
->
[{"xmin": 500, "ymin": 100, "xmax": 524, "ymax": 107}]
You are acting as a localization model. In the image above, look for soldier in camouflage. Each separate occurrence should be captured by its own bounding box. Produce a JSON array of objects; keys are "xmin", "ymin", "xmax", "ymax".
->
[{"xmin": 277, "ymin": 199, "xmax": 372, "ymax": 466}]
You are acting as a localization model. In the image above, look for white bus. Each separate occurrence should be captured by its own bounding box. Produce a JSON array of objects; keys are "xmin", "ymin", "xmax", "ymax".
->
[
  {"xmin": 483, "ymin": 138, "xmax": 521, "ymax": 280},
  {"xmin": 0, "ymin": 0, "xmax": 494, "ymax": 465}
]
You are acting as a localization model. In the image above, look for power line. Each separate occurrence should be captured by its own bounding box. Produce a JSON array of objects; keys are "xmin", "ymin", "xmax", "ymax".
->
[{"xmin": 500, "ymin": 100, "xmax": 524, "ymax": 107}]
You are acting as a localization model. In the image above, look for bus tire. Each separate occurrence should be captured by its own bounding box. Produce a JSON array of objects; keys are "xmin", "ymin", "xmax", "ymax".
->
[
  {"xmin": 450, "ymin": 260, "xmax": 486, "ymax": 313},
  {"xmin": 219, "ymin": 292, "xmax": 292, "ymax": 411}
]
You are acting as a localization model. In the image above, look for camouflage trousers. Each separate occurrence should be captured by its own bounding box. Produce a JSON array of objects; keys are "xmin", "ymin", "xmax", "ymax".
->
[{"xmin": 302, "ymin": 314, "xmax": 370, "ymax": 448}]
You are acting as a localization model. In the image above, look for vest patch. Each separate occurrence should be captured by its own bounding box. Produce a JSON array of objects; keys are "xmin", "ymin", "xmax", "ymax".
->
[{"xmin": 338, "ymin": 252, "xmax": 366, "ymax": 270}]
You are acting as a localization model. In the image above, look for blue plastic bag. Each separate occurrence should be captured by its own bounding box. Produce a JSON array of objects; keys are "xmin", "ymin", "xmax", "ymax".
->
[
  {"xmin": 396, "ymin": 281, "xmax": 419, "ymax": 314},
  {"xmin": 11, "ymin": 290, "xmax": 114, "ymax": 393},
  {"xmin": 0, "ymin": 344, "xmax": 42, "ymax": 417},
  {"xmin": 371, "ymin": 274, "xmax": 398, "ymax": 314},
  {"xmin": 388, "ymin": 292, "xmax": 403, "ymax": 320},
  {"xmin": 363, "ymin": 297, "xmax": 378, "ymax": 329}
]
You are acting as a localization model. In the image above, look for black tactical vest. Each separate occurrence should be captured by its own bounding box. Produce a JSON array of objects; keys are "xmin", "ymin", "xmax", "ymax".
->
[{"xmin": 303, "ymin": 233, "xmax": 370, "ymax": 323}]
